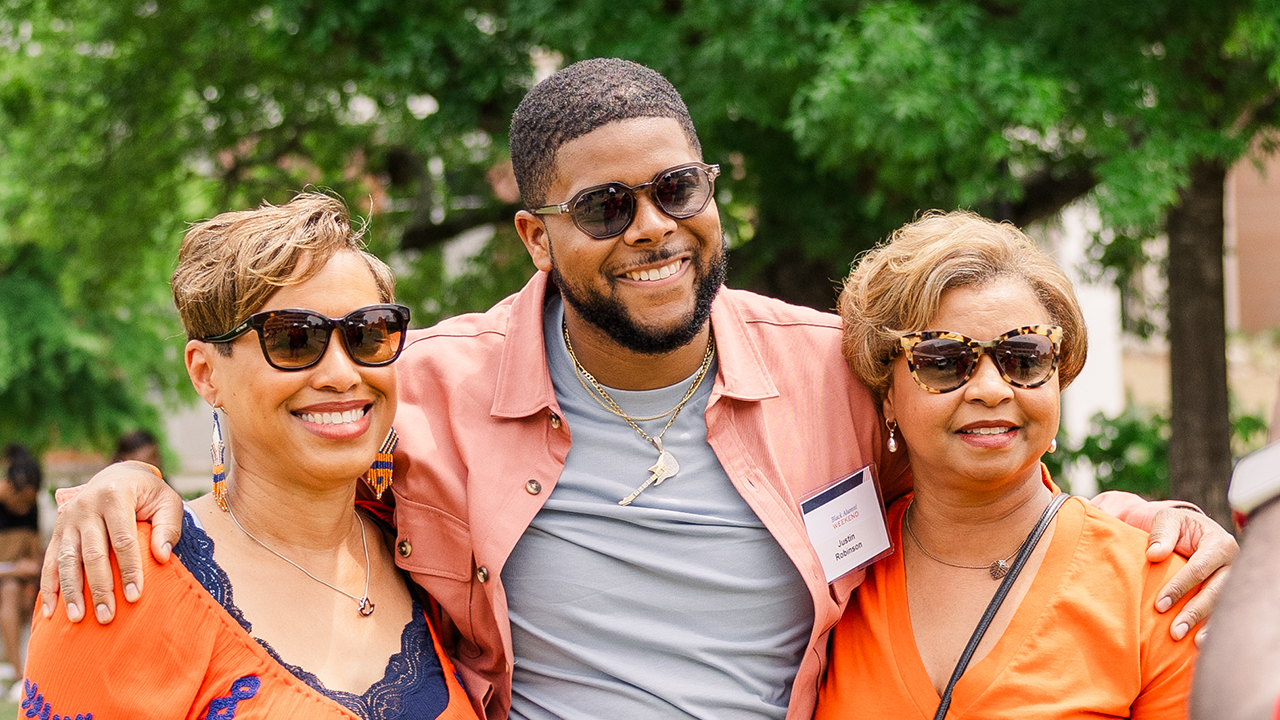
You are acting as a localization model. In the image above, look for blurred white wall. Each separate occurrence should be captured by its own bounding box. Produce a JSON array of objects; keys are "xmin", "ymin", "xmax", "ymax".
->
[{"xmin": 1034, "ymin": 202, "xmax": 1126, "ymax": 497}]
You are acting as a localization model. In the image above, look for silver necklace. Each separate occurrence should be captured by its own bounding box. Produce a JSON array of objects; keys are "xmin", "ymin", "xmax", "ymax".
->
[
  {"xmin": 225, "ymin": 501, "xmax": 375, "ymax": 616},
  {"xmin": 903, "ymin": 499, "xmax": 1020, "ymax": 580},
  {"xmin": 562, "ymin": 320, "xmax": 715, "ymax": 506}
]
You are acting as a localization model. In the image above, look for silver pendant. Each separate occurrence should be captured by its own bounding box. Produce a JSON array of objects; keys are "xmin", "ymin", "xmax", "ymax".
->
[
  {"xmin": 619, "ymin": 449, "xmax": 681, "ymax": 506},
  {"xmin": 358, "ymin": 598, "xmax": 375, "ymax": 616},
  {"xmin": 650, "ymin": 449, "xmax": 679, "ymax": 486},
  {"xmin": 988, "ymin": 560, "xmax": 1010, "ymax": 580}
]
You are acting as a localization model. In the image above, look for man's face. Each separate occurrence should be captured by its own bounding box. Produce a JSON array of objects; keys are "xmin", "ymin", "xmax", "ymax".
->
[{"xmin": 518, "ymin": 117, "xmax": 726, "ymax": 355}]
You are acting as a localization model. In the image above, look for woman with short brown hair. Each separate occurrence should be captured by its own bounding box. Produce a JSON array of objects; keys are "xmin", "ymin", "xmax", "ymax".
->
[{"xmin": 22, "ymin": 193, "xmax": 477, "ymax": 720}]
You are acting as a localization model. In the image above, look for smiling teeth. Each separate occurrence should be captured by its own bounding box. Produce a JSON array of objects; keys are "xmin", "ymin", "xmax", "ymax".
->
[
  {"xmin": 300, "ymin": 408, "xmax": 366, "ymax": 425},
  {"xmin": 625, "ymin": 260, "xmax": 682, "ymax": 282},
  {"xmin": 960, "ymin": 427, "xmax": 1013, "ymax": 435}
]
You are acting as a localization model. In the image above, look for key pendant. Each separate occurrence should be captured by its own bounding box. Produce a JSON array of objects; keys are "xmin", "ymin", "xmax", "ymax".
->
[{"xmin": 619, "ymin": 448, "xmax": 681, "ymax": 506}]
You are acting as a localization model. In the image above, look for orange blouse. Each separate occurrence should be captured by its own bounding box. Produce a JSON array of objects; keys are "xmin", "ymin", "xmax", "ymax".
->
[
  {"xmin": 816, "ymin": 490, "xmax": 1198, "ymax": 719},
  {"xmin": 22, "ymin": 522, "xmax": 479, "ymax": 720}
]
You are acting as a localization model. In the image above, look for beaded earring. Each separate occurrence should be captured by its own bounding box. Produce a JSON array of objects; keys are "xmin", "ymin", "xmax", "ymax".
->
[
  {"xmin": 211, "ymin": 409, "xmax": 229, "ymax": 512},
  {"xmin": 886, "ymin": 418, "xmax": 899, "ymax": 453},
  {"xmin": 364, "ymin": 428, "xmax": 398, "ymax": 500}
]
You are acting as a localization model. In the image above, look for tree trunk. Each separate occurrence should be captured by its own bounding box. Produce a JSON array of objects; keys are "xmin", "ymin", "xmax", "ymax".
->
[{"xmin": 1165, "ymin": 158, "xmax": 1232, "ymax": 527}]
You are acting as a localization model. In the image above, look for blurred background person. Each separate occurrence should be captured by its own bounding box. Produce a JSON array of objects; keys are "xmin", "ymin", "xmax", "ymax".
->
[
  {"xmin": 0, "ymin": 445, "xmax": 42, "ymax": 698},
  {"xmin": 110, "ymin": 429, "xmax": 162, "ymax": 472}
]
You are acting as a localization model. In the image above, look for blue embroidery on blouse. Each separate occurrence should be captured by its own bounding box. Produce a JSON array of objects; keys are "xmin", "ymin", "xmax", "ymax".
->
[
  {"xmin": 173, "ymin": 510, "xmax": 450, "ymax": 719},
  {"xmin": 19, "ymin": 679, "xmax": 93, "ymax": 719},
  {"xmin": 203, "ymin": 675, "xmax": 261, "ymax": 719}
]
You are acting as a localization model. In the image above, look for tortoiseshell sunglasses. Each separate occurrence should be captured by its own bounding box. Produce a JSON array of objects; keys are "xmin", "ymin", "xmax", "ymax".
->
[{"xmin": 895, "ymin": 324, "xmax": 1063, "ymax": 394}]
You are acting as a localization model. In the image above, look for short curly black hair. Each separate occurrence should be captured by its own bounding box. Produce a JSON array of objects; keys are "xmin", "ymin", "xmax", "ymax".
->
[{"xmin": 510, "ymin": 58, "xmax": 702, "ymax": 210}]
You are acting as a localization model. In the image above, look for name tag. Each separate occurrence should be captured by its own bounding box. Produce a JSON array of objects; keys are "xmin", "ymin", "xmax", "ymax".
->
[{"xmin": 800, "ymin": 465, "xmax": 892, "ymax": 583}]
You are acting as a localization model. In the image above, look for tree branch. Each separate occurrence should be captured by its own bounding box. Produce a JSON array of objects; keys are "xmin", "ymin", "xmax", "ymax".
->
[
  {"xmin": 398, "ymin": 203, "xmax": 520, "ymax": 250},
  {"xmin": 1011, "ymin": 165, "xmax": 1099, "ymax": 226}
]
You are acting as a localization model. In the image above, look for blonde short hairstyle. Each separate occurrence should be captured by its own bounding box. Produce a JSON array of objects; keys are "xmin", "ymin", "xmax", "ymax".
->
[
  {"xmin": 839, "ymin": 210, "xmax": 1087, "ymax": 403},
  {"xmin": 172, "ymin": 192, "xmax": 395, "ymax": 351}
]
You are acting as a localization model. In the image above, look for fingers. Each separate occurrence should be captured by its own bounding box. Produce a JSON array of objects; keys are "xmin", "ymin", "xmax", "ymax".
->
[
  {"xmin": 1167, "ymin": 566, "xmax": 1229, "ymax": 641},
  {"xmin": 54, "ymin": 525, "xmax": 88, "ymax": 623},
  {"xmin": 77, "ymin": 509, "xmax": 118, "ymax": 624},
  {"xmin": 1148, "ymin": 506, "xmax": 1238, "ymax": 642},
  {"xmin": 1151, "ymin": 515, "xmax": 1213, "ymax": 611},
  {"xmin": 38, "ymin": 526, "xmax": 65, "ymax": 619},
  {"xmin": 137, "ymin": 478, "xmax": 185, "ymax": 565},
  {"xmin": 1172, "ymin": 509, "xmax": 1238, "ymax": 564},
  {"xmin": 104, "ymin": 498, "xmax": 145, "ymax": 607},
  {"xmin": 1145, "ymin": 507, "xmax": 1184, "ymax": 562}
]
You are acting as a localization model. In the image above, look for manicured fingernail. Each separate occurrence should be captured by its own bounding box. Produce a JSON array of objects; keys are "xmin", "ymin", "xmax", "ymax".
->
[
  {"xmin": 1156, "ymin": 597, "xmax": 1173, "ymax": 612},
  {"xmin": 66, "ymin": 603, "xmax": 82, "ymax": 622},
  {"xmin": 124, "ymin": 583, "xmax": 139, "ymax": 602},
  {"xmin": 95, "ymin": 604, "xmax": 111, "ymax": 623},
  {"xmin": 1148, "ymin": 541, "xmax": 1164, "ymax": 554},
  {"xmin": 1173, "ymin": 622, "xmax": 1189, "ymax": 640},
  {"xmin": 161, "ymin": 542, "xmax": 172, "ymax": 559},
  {"xmin": 41, "ymin": 604, "xmax": 51, "ymax": 618}
]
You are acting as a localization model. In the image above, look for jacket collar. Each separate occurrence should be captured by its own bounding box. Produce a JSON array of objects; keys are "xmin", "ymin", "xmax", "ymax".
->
[
  {"xmin": 707, "ymin": 289, "xmax": 779, "ymax": 402},
  {"xmin": 491, "ymin": 272, "xmax": 558, "ymax": 419},
  {"xmin": 490, "ymin": 272, "xmax": 779, "ymax": 417}
]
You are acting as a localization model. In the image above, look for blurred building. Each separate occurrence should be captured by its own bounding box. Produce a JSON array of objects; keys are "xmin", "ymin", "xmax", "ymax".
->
[{"xmin": 1227, "ymin": 151, "xmax": 1280, "ymax": 335}]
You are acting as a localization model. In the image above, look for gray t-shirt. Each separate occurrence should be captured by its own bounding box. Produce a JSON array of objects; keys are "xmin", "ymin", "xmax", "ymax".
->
[{"xmin": 501, "ymin": 295, "xmax": 814, "ymax": 720}]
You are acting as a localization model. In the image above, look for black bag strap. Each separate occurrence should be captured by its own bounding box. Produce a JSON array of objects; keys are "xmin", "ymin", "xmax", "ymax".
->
[{"xmin": 932, "ymin": 492, "xmax": 1070, "ymax": 720}]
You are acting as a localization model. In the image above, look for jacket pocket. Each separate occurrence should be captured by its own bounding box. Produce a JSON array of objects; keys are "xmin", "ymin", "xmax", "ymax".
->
[{"xmin": 392, "ymin": 493, "xmax": 473, "ymax": 582}]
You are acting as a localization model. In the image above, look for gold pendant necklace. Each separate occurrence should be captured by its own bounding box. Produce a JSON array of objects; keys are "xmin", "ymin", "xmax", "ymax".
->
[
  {"xmin": 903, "ymin": 500, "xmax": 1020, "ymax": 580},
  {"xmin": 562, "ymin": 320, "xmax": 715, "ymax": 506}
]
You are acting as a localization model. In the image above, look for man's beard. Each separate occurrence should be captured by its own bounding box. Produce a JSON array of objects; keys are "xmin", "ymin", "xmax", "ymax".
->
[{"xmin": 551, "ymin": 237, "xmax": 728, "ymax": 356}]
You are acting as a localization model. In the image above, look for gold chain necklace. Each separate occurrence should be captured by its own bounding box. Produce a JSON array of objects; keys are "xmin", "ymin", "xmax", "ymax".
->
[
  {"xmin": 903, "ymin": 499, "xmax": 1019, "ymax": 581},
  {"xmin": 562, "ymin": 320, "xmax": 716, "ymax": 506}
]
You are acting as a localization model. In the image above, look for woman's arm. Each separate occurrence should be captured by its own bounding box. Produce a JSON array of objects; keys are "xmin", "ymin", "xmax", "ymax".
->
[{"xmin": 25, "ymin": 522, "xmax": 208, "ymax": 716}]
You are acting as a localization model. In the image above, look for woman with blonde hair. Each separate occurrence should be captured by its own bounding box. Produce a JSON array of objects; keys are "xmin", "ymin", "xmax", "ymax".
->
[
  {"xmin": 22, "ymin": 193, "xmax": 477, "ymax": 719},
  {"xmin": 816, "ymin": 210, "xmax": 1197, "ymax": 719}
]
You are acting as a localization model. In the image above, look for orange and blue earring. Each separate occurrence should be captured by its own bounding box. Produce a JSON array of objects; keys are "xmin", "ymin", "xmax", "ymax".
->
[
  {"xmin": 364, "ymin": 428, "xmax": 398, "ymax": 500},
  {"xmin": 212, "ymin": 409, "xmax": 229, "ymax": 512}
]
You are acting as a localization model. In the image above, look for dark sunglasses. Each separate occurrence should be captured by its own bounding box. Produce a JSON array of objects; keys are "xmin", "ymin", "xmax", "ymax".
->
[
  {"xmin": 201, "ymin": 304, "xmax": 411, "ymax": 371},
  {"xmin": 533, "ymin": 162, "xmax": 721, "ymax": 239},
  {"xmin": 895, "ymin": 325, "xmax": 1063, "ymax": 394}
]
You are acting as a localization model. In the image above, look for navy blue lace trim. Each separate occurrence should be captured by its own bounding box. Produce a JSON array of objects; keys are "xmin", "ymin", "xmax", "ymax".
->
[{"xmin": 173, "ymin": 510, "xmax": 450, "ymax": 719}]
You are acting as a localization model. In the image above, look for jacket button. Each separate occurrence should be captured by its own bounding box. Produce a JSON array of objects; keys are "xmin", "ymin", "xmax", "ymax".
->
[
  {"xmin": 525, "ymin": 479, "xmax": 542, "ymax": 495},
  {"xmin": 397, "ymin": 540, "xmax": 412, "ymax": 557},
  {"xmin": 476, "ymin": 566, "xmax": 490, "ymax": 583},
  {"xmin": 549, "ymin": 412, "xmax": 562, "ymax": 429}
]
